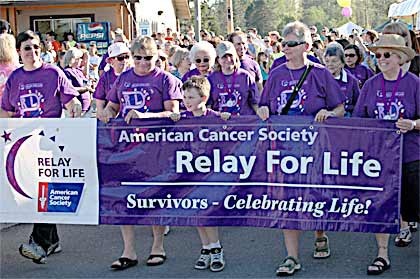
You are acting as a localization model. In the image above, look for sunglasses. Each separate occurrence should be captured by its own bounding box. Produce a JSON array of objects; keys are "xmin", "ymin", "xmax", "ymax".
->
[
  {"xmin": 375, "ymin": 52, "xmax": 393, "ymax": 59},
  {"xmin": 23, "ymin": 45, "xmax": 40, "ymax": 51},
  {"xmin": 133, "ymin": 55, "xmax": 154, "ymax": 61},
  {"xmin": 159, "ymin": 56, "xmax": 167, "ymax": 61},
  {"xmin": 195, "ymin": 58, "xmax": 210, "ymax": 64},
  {"xmin": 281, "ymin": 41, "xmax": 306, "ymax": 48},
  {"xmin": 345, "ymin": 53, "xmax": 356, "ymax": 58},
  {"xmin": 116, "ymin": 55, "xmax": 129, "ymax": 61}
]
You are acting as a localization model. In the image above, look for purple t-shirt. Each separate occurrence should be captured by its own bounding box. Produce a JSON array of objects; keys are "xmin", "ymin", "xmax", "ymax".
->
[
  {"xmin": 107, "ymin": 67, "xmax": 183, "ymax": 116},
  {"xmin": 270, "ymin": 54, "xmax": 321, "ymax": 72},
  {"xmin": 353, "ymin": 72, "xmax": 420, "ymax": 163},
  {"xmin": 1, "ymin": 63, "xmax": 78, "ymax": 118},
  {"xmin": 240, "ymin": 55, "xmax": 262, "ymax": 83},
  {"xmin": 345, "ymin": 64, "xmax": 374, "ymax": 88},
  {"xmin": 181, "ymin": 108, "xmax": 220, "ymax": 118},
  {"xmin": 98, "ymin": 52, "xmax": 109, "ymax": 72},
  {"xmin": 64, "ymin": 67, "xmax": 91, "ymax": 111},
  {"xmin": 260, "ymin": 63, "xmax": 345, "ymax": 116},
  {"xmin": 208, "ymin": 68, "xmax": 259, "ymax": 115},
  {"xmin": 181, "ymin": 68, "xmax": 202, "ymax": 83},
  {"xmin": 93, "ymin": 67, "xmax": 118, "ymax": 101},
  {"xmin": 335, "ymin": 69, "xmax": 360, "ymax": 116}
]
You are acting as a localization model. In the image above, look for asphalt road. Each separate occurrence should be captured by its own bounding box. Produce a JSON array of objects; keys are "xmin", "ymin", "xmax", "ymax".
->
[{"xmin": 1, "ymin": 224, "xmax": 418, "ymax": 278}]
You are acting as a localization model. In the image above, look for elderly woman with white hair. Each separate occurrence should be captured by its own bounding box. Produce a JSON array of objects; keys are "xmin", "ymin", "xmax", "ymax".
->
[
  {"xmin": 63, "ymin": 47, "xmax": 93, "ymax": 114},
  {"xmin": 182, "ymin": 41, "xmax": 217, "ymax": 82},
  {"xmin": 257, "ymin": 21, "xmax": 345, "ymax": 276},
  {"xmin": 353, "ymin": 34, "xmax": 419, "ymax": 275},
  {"xmin": 170, "ymin": 47, "xmax": 191, "ymax": 79},
  {"xmin": 324, "ymin": 42, "xmax": 360, "ymax": 117}
]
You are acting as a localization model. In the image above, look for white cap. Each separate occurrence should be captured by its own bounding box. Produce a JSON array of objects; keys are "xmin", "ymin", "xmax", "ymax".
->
[
  {"xmin": 114, "ymin": 28, "xmax": 123, "ymax": 35},
  {"xmin": 107, "ymin": 42, "xmax": 130, "ymax": 58}
]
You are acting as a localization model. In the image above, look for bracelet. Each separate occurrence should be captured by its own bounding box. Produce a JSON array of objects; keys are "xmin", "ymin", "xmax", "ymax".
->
[{"xmin": 411, "ymin": 120, "xmax": 417, "ymax": 130}]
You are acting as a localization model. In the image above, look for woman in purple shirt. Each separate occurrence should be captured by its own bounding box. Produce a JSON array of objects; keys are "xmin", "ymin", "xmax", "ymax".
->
[
  {"xmin": 182, "ymin": 41, "xmax": 216, "ymax": 82},
  {"xmin": 344, "ymin": 44, "xmax": 374, "ymax": 88},
  {"xmin": 353, "ymin": 34, "xmax": 419, "ymax": 275},
  {"xmin": 0, "ymin": 30, "xmax": 82, "ymax": 264},
  {"xmin": 102, "ymin": 36, "xmax": 183, "ymax": 269},
  {"xmin": 257, "ymin": 21, "xmax": 345, "ymax": 277}
]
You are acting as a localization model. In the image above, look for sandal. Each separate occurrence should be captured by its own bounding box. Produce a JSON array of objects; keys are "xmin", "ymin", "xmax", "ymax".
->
[
  {"xmin": 367, "ymin": 257, "xmax": 390, "ymax": 275},
  {"xmin": 408, "ymin": 222, "xmax": 418, "ymax": 233},
  {"xmin": 146, "ymin": 254, "xmax": 166, "ymax": 266},
  {"xmin": 110, "ymin": 257, "xmax": 138, "ymax": 270},
  {"xmin": 313, "ymin": 236, "xmax": 330, "ymax": 259},
  {"xmin": 276, "ymin": 256, "xmax": 301, "ymax": 276}
]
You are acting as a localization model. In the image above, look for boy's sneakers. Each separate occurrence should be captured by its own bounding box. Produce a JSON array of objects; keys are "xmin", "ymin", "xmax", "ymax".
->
[
  {"xmin": 194, "ymin": 249, "xmax": 211, "ymax": 270},
  {"xmin": 395, "ymin": 227, "xmax": 412, "ymax": 247},
  {"xmin": 19, "ymin": 241, "xmax": 62, "ymax": 264},
  {"xmin": 210, "ymin": 247, "xmax": 225, "ymax": 272},
  {"xmin": 408, "ymin": 222, "xmax": 418, "ymax": 233}
]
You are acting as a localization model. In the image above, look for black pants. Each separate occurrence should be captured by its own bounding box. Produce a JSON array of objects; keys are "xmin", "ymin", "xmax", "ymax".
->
[
  {"xmin": 31, "ymin": 223, "xmax": 59, "ymax": 252},
  {"xmin": 401, "ymin": 160, "xmax": 420, "ymax": 222}
]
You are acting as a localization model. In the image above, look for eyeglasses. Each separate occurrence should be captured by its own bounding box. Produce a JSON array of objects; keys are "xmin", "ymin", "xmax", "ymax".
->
[
  {"xmin": 375, "ymin": 52, "xmax": 393, "ymax": 59},
  {"xmin": 23, "ymin": 45, "xmax": 40, "ymax": 51},
  {"xmin": 344, "ymin": 53, "xmax": 356, "ymax": 58},
  {"xmin": 281, "ymin": 41, "xmax": 306, "ymax": 48},
  {"xmin": 195, "ymin": 58, "xmax": 210, "ymax": 64},
  {"xmin": 133, "ymin": 55, "xmax": 154, "ymax": 61},
  {"xmin": 116, "ymin": 55, "xmax": 130, "ymax": 61}
]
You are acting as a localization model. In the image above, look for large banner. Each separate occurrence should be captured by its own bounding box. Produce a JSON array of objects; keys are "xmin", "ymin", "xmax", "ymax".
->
[
  {"xmin": 0, "ymin": 119, "xmax": 99, "ymax": 224},
  {"xmin": 99, "ymin": 116, "xmax": 402, "ymax": 233}
]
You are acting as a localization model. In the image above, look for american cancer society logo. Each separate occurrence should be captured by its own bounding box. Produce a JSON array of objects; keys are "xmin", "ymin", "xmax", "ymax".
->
[{"xmin": 38, "ymin": 182, "xmax": 84, "ymax": 213}]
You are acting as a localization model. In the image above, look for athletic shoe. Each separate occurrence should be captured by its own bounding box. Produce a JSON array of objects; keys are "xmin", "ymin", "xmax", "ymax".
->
[
  {"xmin": 194, "ymin": 249, "xmax": 211, "ymax": 270},
  {"xmin": 395, "ymin": 227, "xmax": 412, "ymax": 247},
  {"xmin": 210, "ymin": 247, "xmax": 225, "ymax": 272},
  {"xmin": 47, "ymin": 242, "xmax": 62, "ymax": 256},
  {"xmin": 408, "ymin": 222, "xmax": 418, "ymax": 233},
  {"xmin": 19, "ymin": 242, "xmax": 47, "ymax": 264}
]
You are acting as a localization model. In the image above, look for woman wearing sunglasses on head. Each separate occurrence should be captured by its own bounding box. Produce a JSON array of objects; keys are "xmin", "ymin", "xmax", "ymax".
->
[
  {"xmin": 1, "ymin": 30, "xmax": 82, "ymax": 264},
  {"xmin": 344, "ymin": 44, "xmax": 374, "ymax": 88},
  {"xmin": 182, "ymin": 41, "xmax": 217, "ymax": 82},
  {"xmin": 257, "ymin": 21, "xmax": 345, "ymax": 277},
  {"xmin": 101, "ymin": 36, "xmax": 182, "ymax": 270},
  {"xmin": 93, "ymin": 42, "xmax": 131, "ymax": 122},
  {"xmin": 353, "ymin": 34, "xmax": 419, "ymax": 275}
]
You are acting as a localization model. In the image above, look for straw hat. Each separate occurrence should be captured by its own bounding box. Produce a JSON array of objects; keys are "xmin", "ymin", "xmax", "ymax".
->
[{"xmin": 368, "ymin": 34, "xmax": 415, "ymax": 64}]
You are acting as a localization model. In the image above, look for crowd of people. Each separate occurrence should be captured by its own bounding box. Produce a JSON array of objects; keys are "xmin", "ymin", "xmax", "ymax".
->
[{"xmin": 0, "ymin": 17, "xmax": 419, "ymax": 277}]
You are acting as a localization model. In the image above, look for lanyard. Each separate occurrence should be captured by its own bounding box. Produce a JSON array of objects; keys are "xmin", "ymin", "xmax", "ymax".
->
[
  {"xmin": 380, "ymin": 69, "xmax": 402, "ymax": 115},
  {"xmin": 220, "ymin": 71, "xmax": 237, "ymax": 94}
]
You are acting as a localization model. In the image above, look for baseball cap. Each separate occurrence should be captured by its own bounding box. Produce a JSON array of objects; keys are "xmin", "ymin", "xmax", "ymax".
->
[
  {"xmin": 108, "ymin": 42, "xmax": 130, "ymax": 58},
  {"xmin": 216, "ymin": 41, "xmax": 237, "ymax": 57}
]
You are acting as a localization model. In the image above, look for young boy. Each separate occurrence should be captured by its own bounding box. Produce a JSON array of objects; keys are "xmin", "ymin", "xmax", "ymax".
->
[{"xmin": 170, "ymin": 76, "xmax": 229, "ymax": 272}]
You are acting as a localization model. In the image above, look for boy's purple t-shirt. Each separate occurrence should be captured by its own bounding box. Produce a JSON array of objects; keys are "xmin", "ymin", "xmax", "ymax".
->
[
  {"xmin": 260, "ymin": 63, "xmax": 345, "ymax": 116},
  {"xmin": 1, "ymin": 63, "xmax": 78, "ymax": 118},
  {"xmin": 107, "ymin": 67, "xmax": 183, "ymax": 116},
  {"xmin": 93, "ymin": 67, "xmax": 118, "ymax": 101},
  {"xmin": 345, "ymin": 64, "xmax": 374, "ymax": 88},
  {"xmin": 335, "ymin": 69, "xmax": 361, "ymax": 116},
  {"xmin": 181, "ymin": 68, "xmax": 201, "ymax": 82},
  {"xmin": 208, "ymin": 68, "xmax": 259, "ymax": 115},
  {"xmin": 181, "ymin": 108, "xmax": 220, "ymax": 118},
  {"xmin": 270, "ymin": 54, "xmax": 321, "ymax": 72},
  {"xmin": 64, "ymin": 67, "xmax": 91, "ymax": 111},
  {"xmin": 353, "ymin": 72, "xmax": 420, "ymax": 163},
  {"xmin": 240, "ymin": 55, "xmax": 263, "ymax": 83}
]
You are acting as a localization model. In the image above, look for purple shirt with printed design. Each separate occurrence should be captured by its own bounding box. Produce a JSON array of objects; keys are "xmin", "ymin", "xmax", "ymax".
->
[
  {"xmin": 260, "ymin": 63, "xmax": 345, "ymax": 116},
  {"xmin": 93, "ymin": 67, "xmax": 118, "ymax": 101},
  {"xmin": 345, "ymin": 64, "xmax": 374, "ymax": 88},
  {"xmin": 107, "ymin": 67, "xmax": 183, "ymax": 116},
  {"xmin": 208, "ymin": 68, "xmax": 259, "ymax": 115},
  {"xmin": 1, "ymin": 63, "xmax": 78, "ymax": 118},
  {"xmin": 353, "ymin": 72, "xmax": 420, "ymax": 163}
]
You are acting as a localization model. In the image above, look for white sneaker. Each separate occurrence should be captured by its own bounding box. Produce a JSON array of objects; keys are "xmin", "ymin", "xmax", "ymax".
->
[
  {"xmin": 19, "ymin": 242, "xmax": 47, "ymax": 264},
  {"xmin": 210, "ymin": 247, "xmax": 225, "ymax": 272},
  {"xmin": 47, "ymin": 242, "xmax": 62, "ymax": 256}
]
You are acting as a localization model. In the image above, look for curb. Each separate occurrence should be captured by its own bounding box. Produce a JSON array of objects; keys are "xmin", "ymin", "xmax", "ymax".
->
[{"xmin": 0, "ymin": 223, "xmax": 18, "ymax": 231}]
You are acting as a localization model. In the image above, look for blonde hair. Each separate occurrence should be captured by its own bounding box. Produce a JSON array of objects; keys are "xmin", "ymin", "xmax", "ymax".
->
[
  {"xmin": 0, "ymin": 34, "xmax": 19, "ymax": 65},
  {"xmin": 131, "ymin": 36, "xmax": 158, "ymax": 55},
  {"xmin": 171, "ymin": 48, "xmax": 190, "ymax": 68}
]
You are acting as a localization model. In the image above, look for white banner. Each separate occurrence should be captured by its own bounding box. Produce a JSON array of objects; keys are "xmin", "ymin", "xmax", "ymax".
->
[{"xmin": 0, "ymin": 119, "xmax": 99, "ymax": 224}]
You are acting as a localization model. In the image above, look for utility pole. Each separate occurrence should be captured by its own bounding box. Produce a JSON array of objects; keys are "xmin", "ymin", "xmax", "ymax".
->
[
  {"xmin": 194, "ymin": 0, "xmax": 202, "ymax": 42},
  {"xmin": 226, "ymin": 0, "xmax": 234, "ymax": 34}
]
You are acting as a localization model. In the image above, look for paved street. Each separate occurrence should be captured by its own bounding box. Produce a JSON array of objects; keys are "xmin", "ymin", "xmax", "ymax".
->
[{"xmin": 1, "ymin": 224, "xmax": 418, "ymax": 278}]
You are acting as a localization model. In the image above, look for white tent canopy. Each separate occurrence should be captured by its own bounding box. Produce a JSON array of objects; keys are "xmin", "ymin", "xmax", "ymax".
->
[
  {"xmin": 337, "ymin": 21, "xmax": 364, "ymax": 36},
  {"xmin": 388, "ymin": 0, "xmax": 420, "ymax": 30}
]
